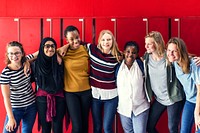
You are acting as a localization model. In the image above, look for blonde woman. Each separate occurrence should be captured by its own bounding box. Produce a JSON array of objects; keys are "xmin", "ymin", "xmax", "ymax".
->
[{"xmin": 143, "ymin": 31, "xmax": 185, "ymax": 133}]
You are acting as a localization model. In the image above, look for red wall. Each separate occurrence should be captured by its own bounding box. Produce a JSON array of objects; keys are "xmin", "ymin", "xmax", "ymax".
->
[
  {"xmin": 1, "ymin": 0, "xmax": 200, "ymax": 17},
  {"xmin": 0, "ymin": 0, "xmax": 200, "ymax": 133}
]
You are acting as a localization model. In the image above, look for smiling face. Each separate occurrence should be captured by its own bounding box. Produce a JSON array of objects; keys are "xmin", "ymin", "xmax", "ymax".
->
[
  {"xmin": 99, "ymin": 33, "xmax": 113, "ymax": 54},
  {"xmin": 66, "ymin": 30, "xmax": 81, "ymax": 50},
  {"xmin": 43, "ymin": 40, "xmax": 56, "ymax": 57},
  {"xmin": 7, "ymin": 46, "xmax": 23, "ymax": 65},
  {"xmin": 167, "ymin": 43, "xmax": 180, "ymax": 62},
  {"xmin": 145, "ymin": 37, "xmax": 156, "ymax": 53},
  {"xmin": 124, "ymin": 46, "xmax": 138, "ymax": 66}
]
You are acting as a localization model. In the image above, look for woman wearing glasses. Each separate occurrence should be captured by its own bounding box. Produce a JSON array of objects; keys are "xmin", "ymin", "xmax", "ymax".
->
[
  {"xmin": 0, "ymin": 41, "xmax": 37, "ymax": 133},
  {"xmin": 32, "ymin": 37, "xmax": 66, "ymax": 133}
]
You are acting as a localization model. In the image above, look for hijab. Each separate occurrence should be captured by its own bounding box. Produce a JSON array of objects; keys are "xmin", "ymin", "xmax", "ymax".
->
[{"xmin": 35, "ymin": 37, "xmax": 64, "ymax": 94}]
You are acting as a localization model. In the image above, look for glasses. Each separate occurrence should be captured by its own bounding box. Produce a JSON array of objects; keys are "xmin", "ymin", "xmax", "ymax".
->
[
  {"xmin": 7, "ymin": 51, "xmax": 22, "ymax": 57},
  {"xmin": 44, "ymin": 44, "xmax": 55, "ymax": 49}
]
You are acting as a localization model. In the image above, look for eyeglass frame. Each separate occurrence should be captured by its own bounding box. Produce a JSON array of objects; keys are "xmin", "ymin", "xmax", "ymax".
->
[
  {"xmin": 44, "ymin": 44, "xmax": 55, "ymax": 49},
  {"xmin": 7, "ymin": 51, "xmax": 22, "ymax": 57}
]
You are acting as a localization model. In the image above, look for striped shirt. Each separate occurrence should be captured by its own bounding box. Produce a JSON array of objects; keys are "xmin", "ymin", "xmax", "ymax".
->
[
  {"xmin": 87, "ymin": 43, "xmax": 118, "ymax": 89},
  {"xmin": 26, "ymin": 54, "xmax": 34, "ymax": 60},
  {"xmin": 0, "ymin": 62, "xmax": 36, "ymax": 108}
]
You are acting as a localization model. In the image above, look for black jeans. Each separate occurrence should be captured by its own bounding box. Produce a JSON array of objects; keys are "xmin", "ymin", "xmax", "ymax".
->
[
  {"xmin": 147, "ymin": 99, "xmax": 184, "ymax": 133},
  {"xmin": 65, "ymin": 89, "xmax": 92, "ymax": 133},
  {"xmin": 36, "ymin": 96, "xmax": 66, "ymax": 133}
]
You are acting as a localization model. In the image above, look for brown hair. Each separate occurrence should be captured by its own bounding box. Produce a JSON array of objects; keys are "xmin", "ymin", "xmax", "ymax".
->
[{"xmin": 167, "ymin": 37, "xmax": 190, "ymax": 73}]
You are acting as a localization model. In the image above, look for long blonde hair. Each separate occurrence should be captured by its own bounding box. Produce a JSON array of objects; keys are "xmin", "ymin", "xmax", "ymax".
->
[
  {"xmin": 97, "ymin": 30, "xmax": 121, "ymax": 62},
  {"xmin": 145, "ymin": 31, "xmax": 165, "ymax": 56},
  {"xmin": 167, "ymin": 37, "xmax": 190, "ymax": 74}
]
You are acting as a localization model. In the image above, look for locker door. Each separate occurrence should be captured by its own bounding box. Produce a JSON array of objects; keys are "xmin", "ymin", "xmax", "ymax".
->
[
  {"xmin": 19, "ymin": 18, "xmax": 41, "ymax": 133},
  {"xmin": 95, "ymin": 18, "xmax": 119, "ymax": 133},
  {"xmin": 179, "ymin": 17, "xmax": 200, "ymax": 133},
  {"xmin": 116, "ymin": 17, "xmax": 146, "ymax": 56},
  {"xmin": 116, "ymin": 18, "xmax": 146, "ymax": 133},
  {"xmin": 171, "ymin": 17, "xmax": 200, "ymax": 133},
  {"xmin": 43, "ymin": 18, "xmax": 62, "ymax": 47},
  {"xmin": 0, "ymin": 18, "xmax": 18, "ymax": 132},
  {"xmin": 179, "ymin": 17, "xmax": 200, "ymax": 55},
  {"xmin": 171, "ymin": 18, "xmax": 180, "ymax": 38},
  {"xmin": 20, "ymin": 18, "xmax": 41, "ymax": 54},
  {"xmin": 95, "ymin": 18, "xmax": 116, "ymax": 44},
  {"xmin": 63, "ymin": 18, "xmax": 84, "ymax": 46},
  {"xmin": 171, "ymin": 17, "xmax": 200, "ymax": 56},
  {"xmin": 84, "ymin": 18, "xmax": 93, "ymax": 43},
  {"xmin": 63, "ymin": 18, "xmax": 93, "ymax": 133},
  {"xmin": 0, "ymin": 18, "xmax": 18, "ymax": 63},
  {"xmin": 145, "ymin": 17, "xmax": 170, "ymax": 133},
  {"xmin": 148, "ymin": 18, "xmax": 170, "ymax": 43}
]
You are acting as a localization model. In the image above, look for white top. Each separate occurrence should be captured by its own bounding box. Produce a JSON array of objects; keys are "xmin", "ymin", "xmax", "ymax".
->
[
  {"xmin": 117, "ymin": 60, "xmax": 150, "ymax": 117},
  {"xmin": 91, "ymin": 87, "xmax": 118, "ymax": 100}
]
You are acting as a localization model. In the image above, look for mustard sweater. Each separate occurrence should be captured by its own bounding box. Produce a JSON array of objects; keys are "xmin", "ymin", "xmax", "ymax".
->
[{"xmin": 62, "ymin": 45, "xmax": 90, "ymax": 92}]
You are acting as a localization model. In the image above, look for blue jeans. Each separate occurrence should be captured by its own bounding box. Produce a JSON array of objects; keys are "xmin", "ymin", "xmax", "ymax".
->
[
  {"xmin": 120, "ymin": 109, "xmax": 149, "ymax": 133},
  {"xmin": 3, "ymin": 103, "xmax": 37, "ymax": 133},
  {"xmin": 92, "ymin": 96, "xmax": 118, "ymax": 133},
  {"xmin": 181, "ymin": 100, "xmax": 200, "ymax": 133},
  {"xmin": 147, "ymin": 99, "xmax": 184, "ymax": 133}
]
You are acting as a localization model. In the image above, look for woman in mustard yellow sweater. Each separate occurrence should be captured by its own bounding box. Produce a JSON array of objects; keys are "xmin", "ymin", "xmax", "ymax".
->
[{"xmin": 61, "ymin": 25, "xmax": 92, "ymax": 133}]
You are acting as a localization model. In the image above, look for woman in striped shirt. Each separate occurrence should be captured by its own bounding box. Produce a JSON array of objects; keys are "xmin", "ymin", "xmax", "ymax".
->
[
  {"xmin": 0, "ymin": 41, "xmax": 36, "ymax": 133},
  {"xmin": 88, "ymin": 30, "xmax": 121, "ymax": 133}
]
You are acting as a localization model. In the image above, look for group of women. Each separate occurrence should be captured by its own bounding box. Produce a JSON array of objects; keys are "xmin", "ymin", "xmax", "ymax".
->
[{"xmin": 0, "ymin": 25, "xmax": 200, "ymax": 133}]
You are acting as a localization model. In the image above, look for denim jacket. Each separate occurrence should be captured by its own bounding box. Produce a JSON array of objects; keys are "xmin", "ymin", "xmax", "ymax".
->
[{"xmin": 143, "ymin": 53, "xmax": 185, "ymax": 103}]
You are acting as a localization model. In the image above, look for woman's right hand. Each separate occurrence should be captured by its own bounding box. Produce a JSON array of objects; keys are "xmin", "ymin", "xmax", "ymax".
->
[
  {"xmin": 57, "ymin": 44, "xmax": 69, "ymax": 57},
  {"xmin": 6, "ymin": 117, "xmax": 17, "ymax": 132}
]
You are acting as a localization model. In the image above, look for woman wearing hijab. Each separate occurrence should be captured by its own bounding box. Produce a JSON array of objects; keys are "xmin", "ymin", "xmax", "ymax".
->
[{"xmin": 32, "ymin": 37, "xmax": 65, "ymax": 133}]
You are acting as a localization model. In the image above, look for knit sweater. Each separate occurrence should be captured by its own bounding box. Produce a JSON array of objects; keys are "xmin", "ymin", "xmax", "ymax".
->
[{"xmin": 87, "ymin": 43, "xmax": 118, "ymax": 89}]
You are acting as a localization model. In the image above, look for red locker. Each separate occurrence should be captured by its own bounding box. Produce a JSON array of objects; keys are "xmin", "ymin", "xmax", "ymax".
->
[
  {"xmin": 143, "ymin": 17, "xmax": 170, "ymax": 133},
  {"xmin": 95, "ymin": 18, "xmax": 116, "ymax": 45},
  {"xmin": 179, "ymin": 17, "xmax": 200, "ymax": 56},
  {"xmin": 116, "ymin": 17, "xmax": 146, "ymax": 56},
  {"xmin": 19, "ymin": 18, "xmax": 41, "ymax": 54},
  {"xmin": 43, "ymin": 18, "xmax": 62, "ymax": 47},
  {"xmin": 148, "ymin": 17, "xmax": 169, "ymax": 43},
  {"xmin": 0, "ymin": 18, "xmax": 18, "ymax": 132}
]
